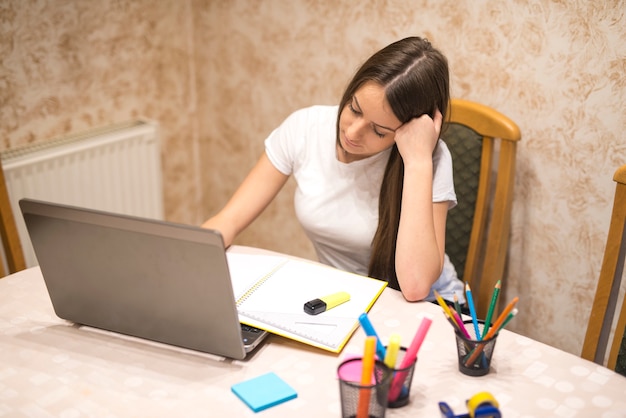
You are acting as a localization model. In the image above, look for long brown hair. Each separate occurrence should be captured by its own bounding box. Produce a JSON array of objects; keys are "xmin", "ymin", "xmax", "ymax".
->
[{"xmin": 336, "ymin": 37, "xmax": 450, "ymax": 289}]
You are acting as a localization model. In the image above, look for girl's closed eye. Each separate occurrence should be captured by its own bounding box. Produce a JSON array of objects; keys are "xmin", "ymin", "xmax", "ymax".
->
[
  {"xmin": 348, "ymin": 101, "xmax": 361, "ymax": 115},
  {"xmin": 373, "ymin": 127, "xmax": 385, "ymax": 138},
  {"xmin": 349, "ymin": 100, "xmax": 386, "ymax": 138}
]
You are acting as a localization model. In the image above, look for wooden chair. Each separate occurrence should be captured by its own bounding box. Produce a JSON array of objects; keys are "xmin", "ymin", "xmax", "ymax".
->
[
  {"xmin": 581, "ymin": 164, "xmax": 626, "ymax": 374},
  {"xmin": 441, "ymin": 99, "xmax": 521, "ymax": 318},
  {"xmin": 0, "ymin": 160, "xmax": 26, "ymax": 277}
]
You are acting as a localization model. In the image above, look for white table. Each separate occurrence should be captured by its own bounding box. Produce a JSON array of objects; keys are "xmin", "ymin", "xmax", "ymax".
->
[{"xmin": 2, "ymin": 246, "xmax": 626, "ymax": 417}]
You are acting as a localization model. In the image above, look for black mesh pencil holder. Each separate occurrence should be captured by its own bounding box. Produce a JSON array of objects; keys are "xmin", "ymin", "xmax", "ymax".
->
[
  {"xmin": 454, "ymin": 319, "xmax": 498, "ymax": 377},
  {"xmin": 337, "ymin": 358, "xmax": 392, "ymax": 418}
]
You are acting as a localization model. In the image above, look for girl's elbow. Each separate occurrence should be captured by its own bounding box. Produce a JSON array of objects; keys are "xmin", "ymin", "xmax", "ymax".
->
[
  {"xmin": 397, "ymin": 268, "xmax": 442, "ymax": 302},
  {"xmin": 399, "ymin": 281, "xmax": 432, "ymax": 302}
]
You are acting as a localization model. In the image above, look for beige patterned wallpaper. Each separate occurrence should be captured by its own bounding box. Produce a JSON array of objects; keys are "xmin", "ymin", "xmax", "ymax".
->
[
  {"xmin": 2, "ymin": 0, "xmax": 625, "ymax": 357},
  {"xmin": 1, "ymin": 0, "xmax": 201, "ymax": 224}
]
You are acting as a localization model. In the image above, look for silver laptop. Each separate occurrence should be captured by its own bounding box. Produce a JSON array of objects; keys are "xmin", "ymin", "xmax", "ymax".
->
[{"xmin": 19, "ymin": 198, "xmax": 267, "ymax": 360}]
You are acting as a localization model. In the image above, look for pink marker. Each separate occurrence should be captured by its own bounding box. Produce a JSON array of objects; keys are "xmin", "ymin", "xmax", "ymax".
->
[{"xmin": 387, "ymin": 315, "xmax": 432, "ymax": 402}]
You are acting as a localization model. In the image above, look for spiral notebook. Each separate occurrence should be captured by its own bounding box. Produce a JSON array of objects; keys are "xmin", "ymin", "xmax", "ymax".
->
[{"xmin": 226, "ymin": 252, "xmax": 387, "ymax": 353}]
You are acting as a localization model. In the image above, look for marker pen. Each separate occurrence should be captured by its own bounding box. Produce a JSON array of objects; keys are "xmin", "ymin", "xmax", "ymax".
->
[
  {"xmin": 358, "ymin": 312, "xmax": 386, "ymax": 360},
  {"xmin": 304, "ymin": 291, "xmax": 350, "ymax": 315}
]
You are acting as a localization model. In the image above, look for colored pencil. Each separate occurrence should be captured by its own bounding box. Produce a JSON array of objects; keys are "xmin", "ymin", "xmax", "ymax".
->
[
  {"xmin": 433, "ymin": 290, "xmax": 455, "ymax": 321},
  {"xmin": 465, "ymin": 283, "xmax": 481, "ymax": 340},
  {"xmin": 436, "ymin": 291, "xmax": 471, "ymax": 343},
  {"xmin": 357, "ymin": 336, "xmax": 377, "ymax": 418},
  {"xmin": 443, "ymin": 312, "xmax": 460, "ymax": 331},
  {"xmin": 464, "ymin": 297, "xmax": 519, "ymax": 367},
  {"xmin": 435, "ymin": 291, "xmax": 466, "ymax": 336},
  {"xmin": 442, "ymin": 311, "xmax": 473, "ymax": 355},
  {"xmin": 481, "ymin": 280, "xmax": 501, "ymax": 340},
  {"xmin": 483, "ymin": 297, "xmax": 519, "ymax": 340},
  {"xmin": 453, "ymin": 294, "xmax": 462, "ymax": 316},
  {"xmin": 498, "ymin": 308, "xmax": 518, "ymax": 332},
  {"xmin": 451, "ymin": 309, "xmax": 472, "ymax": 340}
]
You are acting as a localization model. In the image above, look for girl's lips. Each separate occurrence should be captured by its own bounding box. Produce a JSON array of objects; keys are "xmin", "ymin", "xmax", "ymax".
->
[{"xmin": 342, "ymin": 134, "xmax": 359, "ymax": 150}]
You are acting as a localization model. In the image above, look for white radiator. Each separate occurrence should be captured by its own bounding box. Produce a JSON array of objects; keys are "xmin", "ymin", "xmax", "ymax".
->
[{"xmin": 1, "ymin": 119, "xmax": 164, "ymax": 268}]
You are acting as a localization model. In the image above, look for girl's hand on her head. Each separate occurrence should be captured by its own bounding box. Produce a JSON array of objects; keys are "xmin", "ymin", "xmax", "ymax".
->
[{"xmin": 394, "ymin": 109, "xmax": 443, "ymax": 167}]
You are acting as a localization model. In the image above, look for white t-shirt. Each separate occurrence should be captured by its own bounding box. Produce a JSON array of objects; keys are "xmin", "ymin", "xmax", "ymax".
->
[{"xmin": 264, "ymin": 105, "xmax": 464, "ymax": 303}]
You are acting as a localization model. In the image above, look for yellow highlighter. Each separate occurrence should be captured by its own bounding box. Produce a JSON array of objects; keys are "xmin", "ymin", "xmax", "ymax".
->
[
  {"xmin": 384, "ymin": 333, "xmax": 402, "ymax": 369},
  {"xmin": 304, "ymin": 291, "xmax": 350, "ymax": 315}
]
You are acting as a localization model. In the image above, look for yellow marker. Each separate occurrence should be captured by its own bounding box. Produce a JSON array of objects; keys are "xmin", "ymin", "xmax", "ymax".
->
[
  {"xmin": 304, "ymin": 291, "xmax": 350, "ymax": 315},
  {"xmin": 384, "ymin": 333, "xmax": 401, "ymax": 369}
]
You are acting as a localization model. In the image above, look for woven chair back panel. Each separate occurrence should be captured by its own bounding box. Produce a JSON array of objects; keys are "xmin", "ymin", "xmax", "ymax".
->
[
  {"xmin": 441, "ymin": 123, "xmax": 483, "ymax": 281},
  {"xmin": 616, "ymin": 332, "xmax": 626, "ymax": 376}
]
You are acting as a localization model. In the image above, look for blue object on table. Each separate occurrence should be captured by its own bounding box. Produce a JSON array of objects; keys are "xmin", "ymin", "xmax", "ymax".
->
[
  {"xmin": 231, "ymin": 372, "xmax": 297, "ymax": 412},
  {"xmin": 358, "ymin": 312, "xmax": 387, "ymax": 360},
  {"xmin": 438, "ymin": 391, "xmax": 501, "ymax": 418}
]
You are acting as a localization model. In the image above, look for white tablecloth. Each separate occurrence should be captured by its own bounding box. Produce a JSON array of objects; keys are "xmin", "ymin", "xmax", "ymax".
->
[{"xmin": 1, "ymin": 246, "xmax": 626, "ymax": 417}]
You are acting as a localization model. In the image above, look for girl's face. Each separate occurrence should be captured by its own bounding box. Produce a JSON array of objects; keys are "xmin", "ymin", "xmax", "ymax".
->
[{"xmin": 338, "ymin": 81, "xmax": 402, "ymax": 163}]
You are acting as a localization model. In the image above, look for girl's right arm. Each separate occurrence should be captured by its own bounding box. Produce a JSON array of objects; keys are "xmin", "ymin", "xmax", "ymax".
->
[{"xmin": 201, "ymin": 152, "xmax": 289, "ymax": 247}]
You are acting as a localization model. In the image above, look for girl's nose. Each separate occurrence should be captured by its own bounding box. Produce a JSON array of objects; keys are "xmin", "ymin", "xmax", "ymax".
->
[{"xmin": 346, "ymin": 119, "xmax": 367, "ymax": 141}]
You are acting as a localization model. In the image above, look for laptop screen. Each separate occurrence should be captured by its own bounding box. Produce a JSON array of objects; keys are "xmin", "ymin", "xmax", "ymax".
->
[{"xmin": 19, "ymin": 198, "xmax": 250, "ymax": 359}]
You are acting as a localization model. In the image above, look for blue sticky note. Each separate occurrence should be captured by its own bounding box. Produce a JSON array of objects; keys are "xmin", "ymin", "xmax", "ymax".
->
[{"xmin": 231, "ymin": 372, "xmax": 297, "ymax": 412}]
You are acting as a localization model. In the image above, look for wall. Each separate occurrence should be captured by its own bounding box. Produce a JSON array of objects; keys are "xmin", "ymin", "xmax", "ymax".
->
[
  {"xmin": 2, "ymin": 0, "xmax": 625, "ymax": 356},
  {"xmin": 1, "ymin": 0, "xmax": 201, "ymax": 224},
  {"xmin": 195, "ymin": 0, "xmax": 626, "ymax": 356}
]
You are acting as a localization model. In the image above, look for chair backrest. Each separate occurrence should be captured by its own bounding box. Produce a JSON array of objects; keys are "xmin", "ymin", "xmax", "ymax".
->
[
  {"xmin": 581, "ymin": 164, "xmax": 626, "ymax": 374},
  {"xmin": 441, "ymin": 99, "xmax": 521, "ymax": 318},
  {"xmin": 0, "ymin": 160, "xmax": 26, "ymax": 277}
]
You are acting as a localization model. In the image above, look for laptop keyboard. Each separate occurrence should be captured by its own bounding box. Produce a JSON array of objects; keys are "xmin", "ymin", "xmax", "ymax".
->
[
  {"xmin": 240, "ymin": 323, "xmax": 267, "ymax": 350},
  {"xmin": 241, "ymin": 324, "xmax": 263, "ymax": 334}
]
